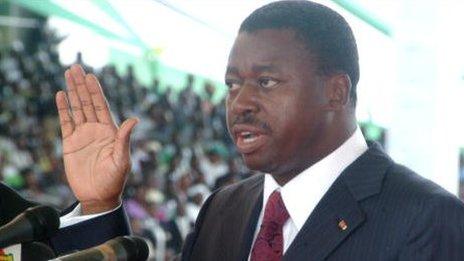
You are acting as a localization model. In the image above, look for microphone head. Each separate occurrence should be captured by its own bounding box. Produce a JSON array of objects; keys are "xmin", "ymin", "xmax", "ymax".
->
[
  {"xmin": 127, "ymin": 236, "xmax": 149, "ymax": 261},
  {"xmin": 24, "ymin": 206, "xmax": 60, "ymax": 240},
  {"xmin": 21, "ymin": 241, "xmax": 56, "ymax": 261},
  {"xmin": 112, "ymin": 236, "xmax": 149, "ymax": 261}
]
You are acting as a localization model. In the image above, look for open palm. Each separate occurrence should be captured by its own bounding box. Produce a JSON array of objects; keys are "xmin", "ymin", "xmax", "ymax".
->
[{"xmin": 56, "ymin": 65, "xmax": 138, "ymax": 213}]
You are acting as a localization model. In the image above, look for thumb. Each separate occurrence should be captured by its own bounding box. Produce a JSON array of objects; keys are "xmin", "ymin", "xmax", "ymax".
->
[{"xmin": 113, "ymin": 117, "xmax": 139, "ymax": 169}]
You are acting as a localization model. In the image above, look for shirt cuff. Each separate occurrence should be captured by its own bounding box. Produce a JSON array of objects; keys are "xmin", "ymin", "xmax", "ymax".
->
[{"xmin": 59, "ymin": 203, "xmax": 121, "ymax": 228}]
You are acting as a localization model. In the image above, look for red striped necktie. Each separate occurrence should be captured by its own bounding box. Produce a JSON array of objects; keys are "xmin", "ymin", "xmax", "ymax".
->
[{"xmin": 251, "ymin": 190, "xmax": 290, "ymax": 261}]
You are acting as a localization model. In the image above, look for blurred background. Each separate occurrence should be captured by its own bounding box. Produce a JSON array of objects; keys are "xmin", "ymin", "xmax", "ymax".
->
[{"xmin": 0, "ymin": 0, "xmax": 463, "ymax": 259}]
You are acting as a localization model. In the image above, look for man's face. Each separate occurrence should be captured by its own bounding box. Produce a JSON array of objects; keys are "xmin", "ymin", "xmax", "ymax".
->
[{"xmin": 225, "ymin": 29, "xmax": 331, "ymax": 178}]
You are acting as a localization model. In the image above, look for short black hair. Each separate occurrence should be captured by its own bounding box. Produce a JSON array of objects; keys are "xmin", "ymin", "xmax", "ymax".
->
[{"xmin": 239, "ymin": 0, "xmax": 359, "ymax": 106}]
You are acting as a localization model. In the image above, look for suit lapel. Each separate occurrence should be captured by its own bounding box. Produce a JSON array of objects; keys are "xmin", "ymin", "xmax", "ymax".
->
[
  {"xmin": 284, "ymin": 142, "xmax": 393, "ymax": 261},
  {"xmin": 237, "ymin": 191, "xmax": 263, "ymax": 261},
  {"xmin": 218, "ymin": 174, "xmax": 264, "ymax": 261},
  {"xmin": 283, "ymin": 178, "xmax": 365, "ymax": 261}
]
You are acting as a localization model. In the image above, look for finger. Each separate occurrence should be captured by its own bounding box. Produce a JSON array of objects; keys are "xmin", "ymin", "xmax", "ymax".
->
[
  {"xmin": 70, "ymin": 64, "xmax": 97, "ymax": 122},
  {"xmin": 55, "ymin": 91, "xmax": 74, "ymax": 138},
  {"xmin": 65, "ymin": 68, "xmax": 85, "ymax": 125},
  {"xmin": 85, "ymin": 74, "xmax": 114, "ymax": 125},
  {"xmin": 112, "ymin": 118, "xmax": 139, "ymax": 171}
]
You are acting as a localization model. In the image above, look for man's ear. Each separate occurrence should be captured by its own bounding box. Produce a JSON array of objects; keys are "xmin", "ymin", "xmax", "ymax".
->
[{"xmin": 324, "ymin": 74, "xmax": 351, "ymax": 110}]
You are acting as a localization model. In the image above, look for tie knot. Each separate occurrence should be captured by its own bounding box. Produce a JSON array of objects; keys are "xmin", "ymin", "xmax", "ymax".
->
[{"xmin": 263, "ymin": 190, "xmax": 289, "ymax": 226}]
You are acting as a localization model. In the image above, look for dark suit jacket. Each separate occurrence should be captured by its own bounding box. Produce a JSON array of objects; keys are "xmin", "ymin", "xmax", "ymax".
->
[
  {"xmin": 181, "ymin": 143, "xmax": 464, "ymax": 260},
  {"xmin": 0, "ymin": 183, "xmax": 130, "ymax": 255}
]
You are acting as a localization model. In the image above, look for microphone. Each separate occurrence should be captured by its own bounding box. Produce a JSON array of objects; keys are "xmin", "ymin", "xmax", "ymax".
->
[
  {"xmin": 52, "ymin": 236, "xmax": 149, "ymax": 261},
  {"xmin": 0, "ymin": 205, "xmax": 60, "ymax": 248},
  {"xmin": 22, "ymin": 241, "xmax": 56, "ymax": 261}
]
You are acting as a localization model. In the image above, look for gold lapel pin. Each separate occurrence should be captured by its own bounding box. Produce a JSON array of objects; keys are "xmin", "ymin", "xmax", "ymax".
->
[{"xmin": 338, "ymin": 219, "xmax": 348, "ymax": 231}]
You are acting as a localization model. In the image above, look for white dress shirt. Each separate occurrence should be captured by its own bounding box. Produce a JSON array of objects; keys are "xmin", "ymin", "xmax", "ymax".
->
[
  {"xmin": 60, "ymin": 203, "xmax": 119, "ymax": 228},
  {"xmin": 249, "ymin": 127, "xmax": 368, "ymax": 258}
]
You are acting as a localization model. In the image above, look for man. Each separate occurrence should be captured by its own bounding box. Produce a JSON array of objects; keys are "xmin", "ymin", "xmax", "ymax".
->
[
  {"xmin": 177, "ymin": 1, "xmax": 464, "ymax": 260},
  {"xmin": 1, "ymin": 64, "xmax": 138, "ymax": 255},
  {"xmin": 47, "ymin": 1, "xmax": 464, "ymax": 260}
]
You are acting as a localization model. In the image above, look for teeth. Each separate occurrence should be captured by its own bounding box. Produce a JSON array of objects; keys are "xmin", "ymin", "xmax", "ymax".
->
[
  {"xmin": 243, "ymin": 136, "xmax": 258, "ymax": 143},
  {"xmin": 241, "ymin": 131, "xmax": 252, "ymax": 137},
  {"xmin": 239, "ymin": 131, "xmax": 258, "ymax": 143}
]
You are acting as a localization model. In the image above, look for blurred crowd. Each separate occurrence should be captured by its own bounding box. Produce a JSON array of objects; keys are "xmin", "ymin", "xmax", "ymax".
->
[{"xmin": 0, "ymin": 28, "xmax": 251, "ymax": 260}]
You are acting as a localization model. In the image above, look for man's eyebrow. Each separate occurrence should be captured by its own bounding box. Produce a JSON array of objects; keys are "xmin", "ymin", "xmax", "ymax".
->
[
  {"xmin": 251, "ymin": 64, "xmax": 278, "ymax": 73},
  {"xmin": 225, "ymin": 64, "xmax": 279, "ymax": 76},
  {"xmin": 225, "ymin": 66, "xmax": 239, "ymax": 75}
]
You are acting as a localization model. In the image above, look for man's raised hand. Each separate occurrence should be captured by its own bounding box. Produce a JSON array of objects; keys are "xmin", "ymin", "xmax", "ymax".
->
[{"xmin": 55, "ymin": 64, "xmax": 138, "ymax": 214}]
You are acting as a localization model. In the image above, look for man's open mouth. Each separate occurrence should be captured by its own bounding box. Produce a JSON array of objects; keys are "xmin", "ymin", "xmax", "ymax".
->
[{"xmin": 233, "ymin": 125, "xmax": 269, "ymax": 154}]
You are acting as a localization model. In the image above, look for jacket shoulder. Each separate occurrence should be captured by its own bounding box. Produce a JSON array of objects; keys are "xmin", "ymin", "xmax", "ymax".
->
[
  {"xmin": 385, "ymin": 163, "xmax": 461, "ymax": 203},
  {"xmin": 380, "ymin": 163, "xmax": 464, "ymax": 223},
  {"xmin": 382, "ymin": 164, "xmax": 464, "ymax": 258}
]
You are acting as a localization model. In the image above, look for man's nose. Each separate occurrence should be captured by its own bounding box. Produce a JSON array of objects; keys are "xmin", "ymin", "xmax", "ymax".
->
[{"xmin": 230, "ymin": 83, "xmax": 259, "ymax": 116}]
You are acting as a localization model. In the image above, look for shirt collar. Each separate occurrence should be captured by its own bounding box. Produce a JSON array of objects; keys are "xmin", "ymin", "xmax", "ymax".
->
[{"xmin": 263, "ymin": 127, "xmax": 368, "ymax": 230}]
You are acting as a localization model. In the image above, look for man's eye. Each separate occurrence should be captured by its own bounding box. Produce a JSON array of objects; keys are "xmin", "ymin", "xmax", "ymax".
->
[
  {"xmin": 258, "ymin": 78, "xmax": 279, "ymax": 88},
  {"xmin": 225, "ymin": 80, "xmax": 241, "ymax": 91}
]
